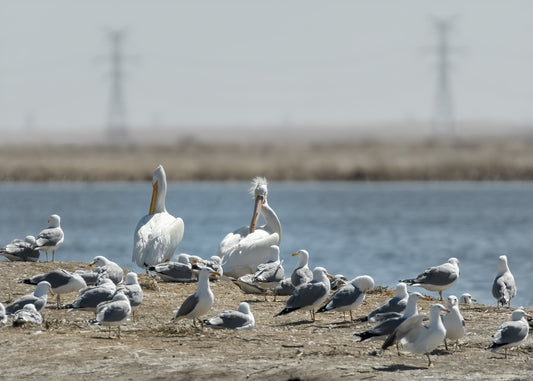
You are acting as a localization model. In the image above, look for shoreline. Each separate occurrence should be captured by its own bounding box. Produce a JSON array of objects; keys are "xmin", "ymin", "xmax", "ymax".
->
[{"xmin": 1, "ymin": 261, "xmax": 532, "ymax": 380}]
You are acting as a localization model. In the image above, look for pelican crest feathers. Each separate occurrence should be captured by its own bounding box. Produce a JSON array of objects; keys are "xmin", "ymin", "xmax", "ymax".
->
[{"xmin": 249, "ymin": 177, "xmax": 268, "ymax": 196}]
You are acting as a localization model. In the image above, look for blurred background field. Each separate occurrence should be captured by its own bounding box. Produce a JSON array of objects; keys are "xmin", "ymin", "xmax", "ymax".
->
[{"xmin": 2, "ymin": 135, "xmax": 533, "ymax": 181}]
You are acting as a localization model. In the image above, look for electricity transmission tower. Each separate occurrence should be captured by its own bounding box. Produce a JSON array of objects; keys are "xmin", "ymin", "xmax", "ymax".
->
[
  {"xmin": 430, "ymin": 17, "xmax": 458, "ymax": 136},
  {"xmin": 103, "ymin": 29, "xmax": 131, "ymax": 143}
]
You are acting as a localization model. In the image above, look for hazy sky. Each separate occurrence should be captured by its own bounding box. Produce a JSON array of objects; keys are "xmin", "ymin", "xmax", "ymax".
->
[{"xmin": 1, "ymin": 0, "xmax": 532, "ymax": 134}]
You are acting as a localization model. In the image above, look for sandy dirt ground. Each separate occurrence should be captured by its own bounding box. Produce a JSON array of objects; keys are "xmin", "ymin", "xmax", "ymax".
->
[{"xmin": 1, "ymin": 261, "xmax": 532, "ymax": 381}]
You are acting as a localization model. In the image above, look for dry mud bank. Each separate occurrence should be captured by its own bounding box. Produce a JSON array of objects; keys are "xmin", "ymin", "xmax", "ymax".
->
[{"xmin": 0, "ymin": 261, "xmax": 532, "ymax": 380}]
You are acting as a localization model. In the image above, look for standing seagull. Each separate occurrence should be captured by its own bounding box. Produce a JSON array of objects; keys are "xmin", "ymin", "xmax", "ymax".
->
[
  {"xmin": 132, "ymin": 165, "xmax": 185, "ymax": 272},
  {"xmin": 442, "ymin": 295, "xmax": 465, "ymax": 350},
  {"xmin": 381, "ymin": 304, "xmax": 449, "ymax": 368},
  {"xmin": 401, "ymin": 257, "xmax": 460, "ymax": 301},
  {"xmin": 114, "ymin": 272, "xmax": 143, "ymax": 320},
  {"xmin": 486, "ymin": 309, "xmax": 530, "ymax": 358},
  {"xmin": 95, "ymin": 293, "xmax": 132, "ymax": 339},
  {"xmin": 218, "ymin": 177, "xmax": 282, "ymax": 278},
  {"xmin": 0, "ymin": 235, "xmax": 40, "ymax": 262},
  {"xmin": 492, "ymin": 255, "xmax": 517, "ymax": 308},
  {"xmin": 204, "ymin": 302, "xmax": 255, "ymax": 330},
  {"xmin": 35, "ymin": 214, "xmax": 64, "ymax": 262},
  {"xmin": 172, "ymin": 268, "xmax": 219, "ymax": 329},
  {"xmin": 275, "ymin": 267, "xmax": 332, "ymax": 322},
  {"xmin": 22, "ymin": 269, "xmax": 87, "ymax": 308},
  {"xmin": 317, "ymin": 275, "xmax": 374, "ymax": 321}
]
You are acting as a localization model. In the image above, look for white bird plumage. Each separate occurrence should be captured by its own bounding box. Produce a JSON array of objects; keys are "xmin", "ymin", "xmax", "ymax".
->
[
  {"xmin": 486, "ymin": 308, "xmax": 530, "ymax": 358},
  {"xmin": 35, "ymin": 214, "xmax": 64, "ymax": 262},
  {"xmin": 442, "ymin": 295, "xmax": 466, "ymax": 350},
  {"xmin": 218, "ymin": 177, "xmax": 282, "ymax": 278},
  {"xmin": 132, "ymin": 165, "xmax": 184, "ymax": 271},
  {"xmin": 492, "ymin": 255, "xmax": 516, "ymax": 308}
]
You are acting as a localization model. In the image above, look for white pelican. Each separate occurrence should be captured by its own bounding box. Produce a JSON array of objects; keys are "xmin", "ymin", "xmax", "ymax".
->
[
  {"xmin": 132, "ymin": 165, "xmax": 184, "ymax": 272},
  {"xmin": 217, "ymin": 177, "xmax": 281, "ymax": 278}
]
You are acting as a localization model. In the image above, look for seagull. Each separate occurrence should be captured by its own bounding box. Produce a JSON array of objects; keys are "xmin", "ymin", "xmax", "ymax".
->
[
  {"xmin": 65, "ymin": 278, "xmax": 116, "ymax": 314},
  {"xmin": 381, "ymin": 303, "xmax": 449, "ymax": 368},
  {"xmin": 218, "ymin": 177, "xmax": 282, "ymax": 278},
  {"xmin": 485, "ymin": 308, "xmax": 530, "ymax": 358},
  {"xmin": 0, "ymin": 303, "xmax": 7, "ymax": 325},
  {"xmin": 353, "ymin": 292, "xmax": 425, "ymax": 343},
  {"xmin": 290, "ymin": 250, "xmax": 313, "ymax": 287},
  {"xmin": 172, "ymin": 268, "xmax": 219, "ymax": 329},
  {"xmin": 6, "ymin": 281, "xmax": 54, "ymax": 314},
  {"xmin": 442, "ymin": 295, "xmax": 465, "ymax": 350},
  {"xmin": 401, "ymin": 257, "xmax": 460, "ymax": 301},
  {"xmin": 35, "ymin": 214, "xmax": 64, "ymax": 262},
  {"xmin": 22, "ymin": 269, "xmax": 87, "ymax": 308},
  {"xmin": 251, "ymin": 253, "xmax": 285, "ymax": 300},
  {"xmin": 492, "ymin": 255, "xmax": 517, "ymax": 308},
  {"xmin": 204, "ymin": 302, "xmax": 255, "ymax": 330},
  {"xmin": 357, "ymin": 282, "xmax": 408, "ymax": 323},
  {"xmin": 12, "ymin": 303, "xmax": 43, "ymax": 327},
  {"xmin": 229, "ymin": 273, "xmax": 269, "ymax": 296},
  {"xmin": 132, "ymin": 165, "xmax": 185, "ymax": 272},
  {"xmin": 95, "ymin": 292, "xmax": 132, "ymax": 339},
  {"xmin": 275, "ymin": 267, "xmax": 332, "ymax": 322},
  {"xmin": 90, "ymin": 255, "xmax": 124, "ymax": 285},
  {"xmin": 317, "ymin": 275, "xmax": 374, "ymax": 321},
  {"xmin": 114, "ymin": 272, "xmax": 143, "ymax": 320},
  {"xmin": 149, "ymin": 253, "xmax": 195, "ymax": 282},
  {"xmin": 459, "ymin": 293, "xmax": 476, "ymax": 305},
  {"xmin": 0, "ymin": 235, "xmax": 40, "ymax": 262}
]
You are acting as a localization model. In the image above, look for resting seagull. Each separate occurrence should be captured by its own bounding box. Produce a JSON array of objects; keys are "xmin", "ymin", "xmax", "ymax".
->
[
  {"xmin": 492, "ymin": 255, "xmax": 517, "ymax": 308},
  {"xmin": 0, "ymin": 303, "xmax": 7, "ymax": 326},
  {"xmin": 172, "ymin": 268, "xmax": 219, "ymax": 329},
  {"xmin": 0, "ymin": 235, "xmax": 40, "ymax": 262},
  {"xmin": 459, "ymin": 293, "xmax": 476, "ymax": 305},
  {"xmin": 353, "ymin": 292, "xmax": 424, "ymax": 343},
  {"xmin": 357, "ymin": 282, "xmax": 408, "ymax": 323},
  {"xmin": 251, "ymin": 253, "xmax": 285, "ymax": 300},
  {"xmin": 401, "ymin": 257, "xmax": 460, "ymax": 301},
  {"xmin": 133, "ymin": 165, "xmax": 185, "ymax": 272},
  {"xmin": 90, "ymin": 255, "xmax": 124, "ymax": 285},
  {"xmin": 486, "ymin": 308, "xmax": 530, "ymax": 358},
  {"xmin": 317, "ymin": 275, "xmax": 374, "ymax": 321},
  {"xmin": 290, "ymin": 250, "xmax": 313, "ymax": 287},
  {"xmin": 22, "ymin": 269, "xmax": 87, "ymax": 308},
  {"xmin": 381, "ymin": 303, "xmax": 449, "ymax": 368},
  {"xmin": 218, "ymin": 177, "xmax": 282, "ymax": 278},
  {"xmin": 275, "ymin": 267, "xmax": 332, "ymax": 322},
  {"xmin": 6, "ymin": 281, "xmax": 54, "ymax": 314},
  {"xmin": 149, "ymin": 253, "xmax": 195, "ymax": 282},
  {"xmin": 204, "ymin": 302, "xmax": 255, "ymax": 330},
  {"xmin": 35, "ymin": 214, "xmax": 64, "ymax": 262},
  {"xmin": 12, "ymin": 304, "xmax": 43, "ymax": 327},
  {"xmin": 65, "ymin": 278, "xmax": 116, "ymax": 314}
]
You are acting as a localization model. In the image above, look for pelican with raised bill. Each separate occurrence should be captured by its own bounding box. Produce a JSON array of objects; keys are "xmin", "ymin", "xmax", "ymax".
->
[
  {"xmin": 217, "ymin": 177, "xmax": 282, "ymax": 278},
  {"xmin": 132, "ymin": 165, "xmax": 185, "ymax": 273}
]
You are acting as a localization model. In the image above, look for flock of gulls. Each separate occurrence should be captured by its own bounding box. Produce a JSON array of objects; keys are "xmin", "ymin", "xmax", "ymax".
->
[{"xmin": 1, "ymin": 164, "xmax": 532, "ymax": 368}]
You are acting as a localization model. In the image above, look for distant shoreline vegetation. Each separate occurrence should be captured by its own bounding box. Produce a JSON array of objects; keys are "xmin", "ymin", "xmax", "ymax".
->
[{"xmin": 2, "ymin": 137, "xmax": 533, "ymax": 182}]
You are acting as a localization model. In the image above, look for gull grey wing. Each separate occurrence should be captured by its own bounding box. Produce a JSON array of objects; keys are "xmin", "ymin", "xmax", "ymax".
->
[
  {"xmin": 175, "ymin": 294, "xmax": 200, "ymax": 319},
  {"xmin": 326, "ymin": 284, "xmax": 360, "ymax": 309},
  {"xmin": 286, "ymin": 282, "xmax": 328, "ymax": 309},
  {"xmin": 414, "ymin": 266, "xmax": 457, "ymax": 285},
  {"xmin": 382, "ymin": 314, "xmax": 426, "ymax": 351}
]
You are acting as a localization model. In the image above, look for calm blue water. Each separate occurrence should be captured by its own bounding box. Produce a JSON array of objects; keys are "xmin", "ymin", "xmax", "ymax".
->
[{"xmin": 1, "ymin": 181, "xmax": 532, "ymax": 307}]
